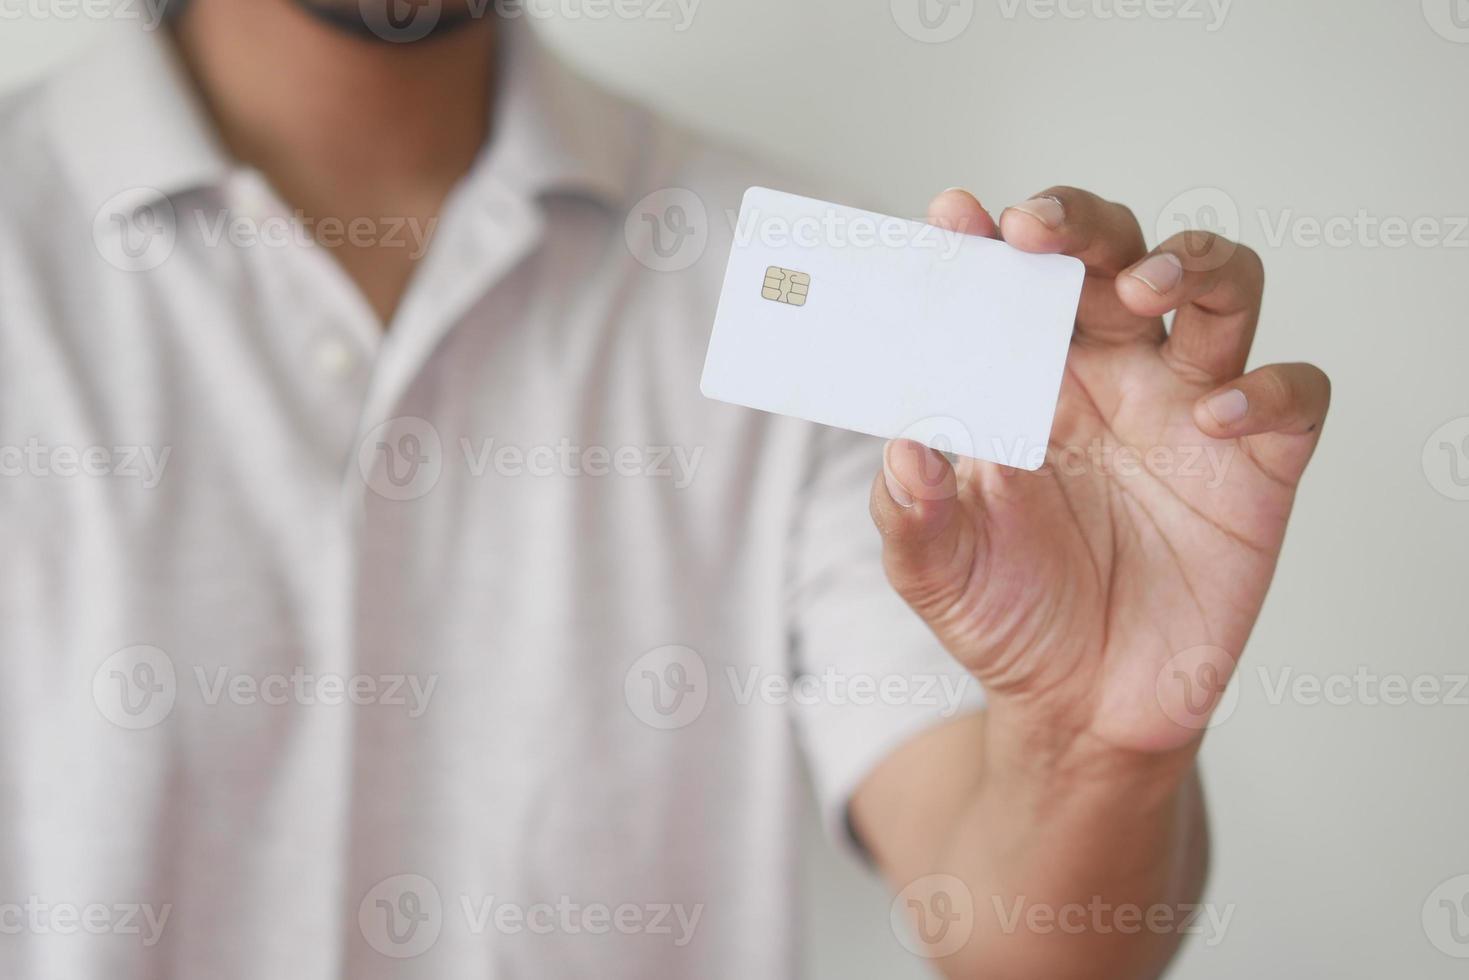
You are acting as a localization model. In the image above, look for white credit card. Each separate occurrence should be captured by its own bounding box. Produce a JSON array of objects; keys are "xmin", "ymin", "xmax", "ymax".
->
[{"xmin": 699, "ymin": 187, "xmax": 1084, "ymax": 470}]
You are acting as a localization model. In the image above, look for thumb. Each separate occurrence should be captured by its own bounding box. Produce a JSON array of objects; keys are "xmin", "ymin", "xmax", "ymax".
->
[{"xmin": 869, "ymin": 440, "xmax": 979, "ymax": 620}]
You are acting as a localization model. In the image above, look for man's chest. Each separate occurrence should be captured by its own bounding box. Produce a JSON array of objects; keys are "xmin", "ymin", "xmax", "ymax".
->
[{"xmin": 0, "ymin": 194, "xmax": 803, "ymax": 719}]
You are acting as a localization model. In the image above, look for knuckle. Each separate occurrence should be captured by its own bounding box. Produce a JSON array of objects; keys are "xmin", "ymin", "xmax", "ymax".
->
[
  {"xmin": 1233, "ymin": 243, "xmax": 1266, "ymax": 286},
  {"xmin": 1168, "ymin": 229, "xmax": 1240, "ymax": 272},
  {"xmin": 1304, "ymin": 363, "xmax": 1332, "ymax": 407},
  {"xmin": 1180, "ymin": 228, "xmax": 1221, "ymax": 254},
  {"xmin": 1041, "ymin": 185, "xmax": 1083, "ymax": 202},
  {"xmin": 1255, "ymin": 367, "xmax": 1295, "ymax": 408},
  {"xmin": 1105, "ymin": 202, "xmax": 1146, "ymax": 252},
  {"xmin": 883, "ymin": 556, "xmax": 965, "ymax": 624},
  {"xmin": 869, "ymin": 481, "xmax": 900, "ymax": 535},
  {"xmin": 1039, "ymin": 186, "xmax": 1094, "ymax": 224}
]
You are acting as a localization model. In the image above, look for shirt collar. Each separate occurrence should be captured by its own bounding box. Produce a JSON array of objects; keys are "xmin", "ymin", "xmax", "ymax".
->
[
  {"xmin": 477, "ymin": 18, "xmax": 646, "ymax": 208},
  {"xmin": 46, "ymin": 19, "xmax": 646, "ymax": 218},
  {"xmin": 46, "ymin": 25, "xmax": 230, "ymax": 217}
]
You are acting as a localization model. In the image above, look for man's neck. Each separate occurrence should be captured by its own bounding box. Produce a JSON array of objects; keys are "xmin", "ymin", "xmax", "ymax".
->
[{"xmin": 171, "ymin": 0, "xmax": 498, "ymax": 325}]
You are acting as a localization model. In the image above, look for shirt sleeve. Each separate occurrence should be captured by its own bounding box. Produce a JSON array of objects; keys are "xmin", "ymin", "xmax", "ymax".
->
[{"xmin": 786, "ymin": 423, "xmax": 986, "ymax": 863}]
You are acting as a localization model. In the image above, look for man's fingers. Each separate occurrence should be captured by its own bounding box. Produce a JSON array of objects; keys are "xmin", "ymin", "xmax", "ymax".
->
[
  {"xmin": 872, "ymin": 439, "xmax": 959, "ymax": 526},
  {"xmin": 1118, "ymin": 231, "xmax": 1266, "ymax": 382},
  {"xmin": 1192, "ymin": 362, "xmax": 1331, "ymax": 440},
  {"xmin": 926, "ymin": 188, "xmax": 999, "ymax": 239},
  {"xmin": 998, "ymin": 186, "xmax": 1162, "ymax": 345},
  {"xmin": 869, "ymin": 440, "xmax": 975, "ymax": 619},
  {"xmin": 878, "ymin": 193, "xmax": 990, "ymax": 610},
  {"xmin": 998, "ymin": 186, "xmax": 1149, "ymax": 276},
  {"xmin": 932, "ymin": 187, "xmax": 1148, "ymax": 339}
]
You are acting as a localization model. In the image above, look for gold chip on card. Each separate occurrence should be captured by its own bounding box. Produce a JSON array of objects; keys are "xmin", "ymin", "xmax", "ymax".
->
[{"xmin": 761, "ymin": 266, "xmax": 811, "ymax": 307}]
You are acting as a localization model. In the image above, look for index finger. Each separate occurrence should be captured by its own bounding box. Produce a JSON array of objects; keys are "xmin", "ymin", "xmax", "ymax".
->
[
  {"xmin": 998, "ymin": 186, "xmax": 1148, "ymax": 276},
  {"xmin": 926, "ymin": 188, "xmax": 999, "ymax": 239},
  {"xmin": 999, "ymin": 186, "xmax": 1162, "ymax": 346}
]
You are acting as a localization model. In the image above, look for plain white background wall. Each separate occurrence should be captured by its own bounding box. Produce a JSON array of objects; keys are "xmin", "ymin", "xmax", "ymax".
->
[{"xmin": 2, "ymin": 2, "xmax": 1466, "ymax": 977}]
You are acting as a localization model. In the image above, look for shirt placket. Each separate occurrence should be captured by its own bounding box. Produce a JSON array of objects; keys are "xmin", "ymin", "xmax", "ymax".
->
[{"xmin": 343, "ymin": 172, "xmax": 547, "ymax": 515}]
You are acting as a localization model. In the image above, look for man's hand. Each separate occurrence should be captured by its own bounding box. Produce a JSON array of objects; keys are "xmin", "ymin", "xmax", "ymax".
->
[
  {"xmin": 873, "ymin": 186, "xmax": 1329, "ymax": 756},
  {"xmin": 854, "ymin": 187, "xmax": 1328, "ymax": 980}
]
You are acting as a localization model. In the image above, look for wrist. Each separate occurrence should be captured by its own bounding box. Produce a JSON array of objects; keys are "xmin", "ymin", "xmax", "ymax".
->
[{"xmin": 980, "ymin": 694, "xmax": 1199, "ymax": 816}]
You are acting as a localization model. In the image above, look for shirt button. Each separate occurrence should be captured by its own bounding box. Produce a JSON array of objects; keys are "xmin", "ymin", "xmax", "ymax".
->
[
  {"xmin": 230, "ymin": 169, "xmax": 280, "ymax": 223},
  {"xmin": 313, "ymin": 337, "xmax": 358, "ymax": 379}
]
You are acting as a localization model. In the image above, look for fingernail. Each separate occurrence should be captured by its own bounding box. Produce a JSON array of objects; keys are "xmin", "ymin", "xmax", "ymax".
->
[
  {"xmin": 1205, "ymin": 389, "xmax": 1249, "ymax": 426},
  {"xmin": 1128, "ymin": 252, "xmax": 1184, "ymax": 294},
  {"xmin": 883, "ymin": 442, "xmax": 915, "ymax": 508},
  {"xmin": 942, "ymin": 187, "xmax": 971, "ymax": 195},
  {"xmin": 1011, "ymin": 195, "xmax": 1064, "ymax": 229}
]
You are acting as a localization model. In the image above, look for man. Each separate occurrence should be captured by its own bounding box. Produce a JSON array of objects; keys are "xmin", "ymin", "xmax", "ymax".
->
[{"xmin": 0, "ymin": 1, "xmax": 1328, "ymax": 978}]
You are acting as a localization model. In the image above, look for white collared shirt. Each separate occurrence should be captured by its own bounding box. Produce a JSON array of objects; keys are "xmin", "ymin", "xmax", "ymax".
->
[{"xmin": 0, "ymin": 21, "xmax": 981, "ymax": 980}]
